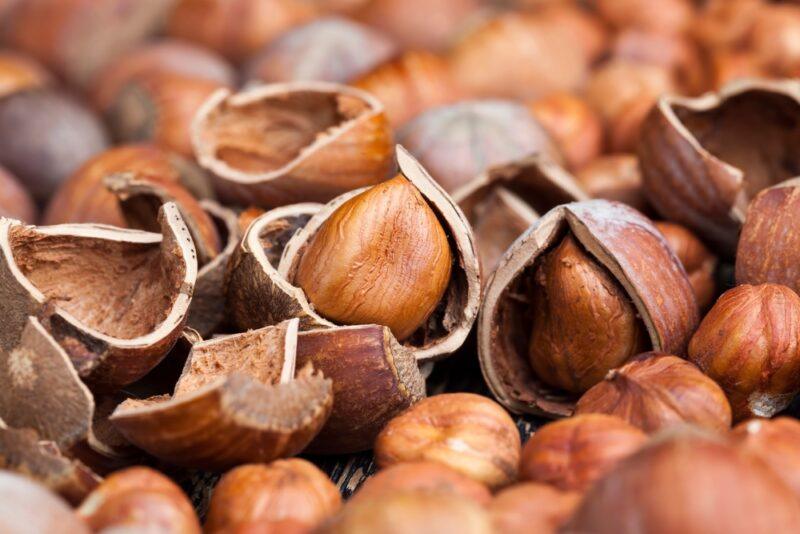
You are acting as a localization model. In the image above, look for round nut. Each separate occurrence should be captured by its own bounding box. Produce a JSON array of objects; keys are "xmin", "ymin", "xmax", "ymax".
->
[
  {"xmin": 489, "ymin": 482, "xmax": 580, "ymax": 534},
  {"xmin": 731, "ymin": 418, "xmax": 800, "ymax": 499}
]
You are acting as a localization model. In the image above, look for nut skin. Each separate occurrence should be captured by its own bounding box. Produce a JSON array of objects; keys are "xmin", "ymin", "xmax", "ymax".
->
[
  {"xmin": 655, "ymin": 221, "xmax": 717, "ymax": 311},
  {"xmin": 519, "ymin": 414, "xmax": 647, "ymax": 492},
  {"xmin": 374, "ymin": 393, "xmax": 521, "ymax": 489},
  {"xmin": 528, "ymin": 234, "xmax": 648, "ymax": 394},
  {"xmin": 574, "ymin": 154, "xmax": 648, "ymax": 212},
  {"xmin": 489, "ymin": 482, "xmax": 581, "ymax": 534},
  {"xmin": 731, "ymin": 417, "xmax": 800, "ymax": 499},
  {"xmin": 166, "ymin": 0, "xmax": 317, "ymax": 62},
  {"xmin": 350, "ymin": 461, "xmax": 491, "ymax": 506},
  {"xmin": 77, "ymin": 466, "xmax": 200, "ymax": 534},
  {"xmin": 565, "ymin": 429, "xmax": 800, "ymax": 534},
  {"xmin": 0, "ymin": 50, "xmax": 51, "ymax": 99},
  {"xmin": 0, "ymin": 471, "xmax": 90, "ymax": 534},
  {"xmin": 575, "ymin": 353, "xmax": 731, "ymax": 434},
  {"xmin": 0, "ymin": 166, "xmax": 37, "ymax": 223},
  {"xmin": 528, "ymin": 93, "xmax": 604, "ymax": 170},
  {"xmin": 204, "ymin": 460, "xmax": 342, "ymax": 534},
  {"xmin": 688, "ymin": 284, "xmax": 800, "ymax": 421},
  {"xmin": 294, "ymin": 174, "xmax": 452, "ymax": 342}
]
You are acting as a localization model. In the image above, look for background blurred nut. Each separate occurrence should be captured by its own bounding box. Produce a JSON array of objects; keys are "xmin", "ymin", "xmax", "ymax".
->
[
  {"xmin": 374, "ymin": 393, "xmax": 521, "ymax": 489},
  {"xmin": 565, "ymin": 429, "xmax": 800, "ymax": 533},
  {"xmin": 0, "ymin": 88, "xmax": 109, "ymax": 203},
  {"xmin": 750, "ymin": 4, "xmax": 800, "ymax": 76},
  {"xmin": 575, "ymin": 353, "xmax": 732, "ymax": 434},
  {"xmin": 519, "ymin": 414, "xmax": 647, "ymax": 492},
  {"xmin": 689, "ymin": 284, "xmax": 800, "ymax": 421},
  {"xmin": 0, "ymin": 471, "xmax": 90, "ymax": 534},
  {"xmin": 205, "ymin": 460, "xmax": 341, "ymax": 534},
  {"xmin": 574, "ymin": 154, "xmax": 648, "ymax": 212},
  {"xmin": 489, "ymin": 482, "xmax": 581, "ymax": 534},
  {"xmin": 349, "ymin": 462, "xmax": 491, "ymax": 506},
  {"xmin": 0, "ymin": 165, "xmax": 36, "ymax": 222},
  {"xmin": 731, "ymin": 418, "xmax": 800, "ymax": 499},
  {"xmin": 0, "ymin": 50, "xmax": 51, "ymax": 99},
  {"xmin": 655, "ymin": 221, "xmax": 717, "ymax": 311},
  {"xmin": 594, "ymin": 0, "xmax": 694, "ymax": 35},
  {"xmin": 77, "ymin": 466, "xmax": 200, "ymax": 534}
]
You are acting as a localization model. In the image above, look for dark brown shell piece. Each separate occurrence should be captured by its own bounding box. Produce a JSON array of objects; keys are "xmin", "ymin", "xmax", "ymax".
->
[
  {"xmin": 110, "ymin": 320, "xmax": 333, "ymax": 470},
  {"xmin": 297, "ymin": 324, "xmax": 425, "ymax": 454},
  {"xmin": 192, "ymin": 82, "xmax": 393, "ymax": 208},
  {"xmin": 0, "ymin": 203, "xmax": 197, "ymax": 389},
  {"xmin": 478, "ymin": 200, "xmax": 699, "ymax": 416},
  {"xmin": 638, "ymin": 79, "xmax": 800, "ymax": 255}
]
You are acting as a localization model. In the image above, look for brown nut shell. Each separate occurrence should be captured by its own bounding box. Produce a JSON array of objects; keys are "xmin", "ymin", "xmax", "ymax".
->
[
  {"xmin": 489, "ymin": 482, "xmax": 580, "ymax": 534},
  {"xmin": 205, "ymin": 460, "xmax": 341, "ymax": 533},
  {"xmin": 374, "ymin": 393, "xmax": 521, "ymax": 489},
  {"xmin": 575, "ymin": 353, "xmax": 731, "ymax": 434},
  {"xmin": 0, "ymin": 203, "xmax": 196, "ymax": 389},
  {"xmin": 110, "ymin": 320, "xmax": 333, "ymax": 469},
  {"xmin": 297, "ymin": 325, "xmax": 425, "ymax": 454},
  {"xmin": 519, "ymin": 414, "xmax": 647, "ymax": 492},
  {"xmin": 731, "ymin": 417, "xmax": 800, "ymax": 499},
  {"xmin": 478, "ymin": 200, "xmax": 699, "ymax": 416},
  {"xmin": 0, "ymin": 471, "xmax": 90, "ymax": 533},
  {"xmin": 688, "ymin": 283, "xmax": 800, "ymax": 421},
  {"xmin": 193, "ymin": 82, "xmax": 393, "ymax": 208},
  {"xmin": 638, "ymin": 79, "xmax": 800, "ymax": 255},
  {"xmin": 736, "ymin": 179, "xmax": 800, "ymax": 293}
]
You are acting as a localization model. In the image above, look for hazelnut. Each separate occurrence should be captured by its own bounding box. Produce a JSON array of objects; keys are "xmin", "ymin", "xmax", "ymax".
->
[
  {"xmin": 535, "ymin": 4, "xmax": 610, "ymax": 62},
  {"xmin": 731, "ymin": 418, "xmax": 800, "ymax": 499},
  {"xmin": 245, "ymin": 17, "xmax": 396, "ymax": 85},
  {"xmin": 0, "ymin": 165, "xmax": 36, "ymax": 223},
  {"xmin": 78, "ymin": 466, "xmax": 200, "ymax": 533},
  {"xmin": 528, "ymin": 233, "xmax": 649, "ymax": 394},
  {"xmin": 205, "ymin": 460, "xmax": 341, "ymax": 533},
  {"xmin": 519, "ymin": 414, "xmax": 647, "ymax": 492},
  {"xmin": 692, "ymin": 0, "xmax": 762, "ymax": 50},
  {"xmin": 566, "ymin": 429, "xmax": 800, "ymax": 533},
  {"xmin": 489, "ymin": 482, "xmax": 580, "ymax": 534},
  {"xmin": 575, "ymin": 352, "xmax": 732, "ymax": 434},
  {"xmin": 574, "ymin": 154, "xmax": 648, "ymax": 212},
  {"xmin": 688, "ymin": 284, "xmax": 800, "ymax": 421},
  {"xmin": 398, "ymin": 100, "xmax": 560, "ymax": 192},
  {"xmin": 751, "ymin": 5, "xmax": 800, "ymax": 76},
  {"xmin": 350, "ymin": 462, "xmax": 491, "ymax": 506},
  {"xmin": 374, "ymin": 393, "xmax": 521, "ymax": 489},
  {"xmin": 708, "ymin": 49, "xmax": 768, "ymax": 91},
  {"xmin": 0, "ymin": 50, "xmax": 51, "ymax": 99},
  {"xmin": 0, "ymin": 471, "xmax": 90, "ymax": 533},
  {"xmin": 595, "ymin": 0, "xmax": 694, "ymax": 35},
  {"xmin": 528, "ymin": 92, "xmax": 604, "ymax": 170},
  {"xmin": 0, "ymin": 88, "xmax": 109, "ymax": 203},
  {"xmin": 166, "ymin": 0, "xmax": 318, "ymax": 62},
  {"xmin": 655, "ymin": 221, "xmax": 717, "ymax": 311},
  {"xmin": 294, "ymin": 174, "xmax": 451, "ymax": 341}
]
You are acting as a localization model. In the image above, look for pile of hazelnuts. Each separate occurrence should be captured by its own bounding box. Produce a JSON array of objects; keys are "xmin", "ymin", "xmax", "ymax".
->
[{"xmin": 2, "ymin": 0, "xmax": 800, "ymax": 533}]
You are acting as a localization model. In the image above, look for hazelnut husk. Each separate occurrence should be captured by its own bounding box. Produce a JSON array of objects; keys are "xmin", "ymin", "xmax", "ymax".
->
[
  {"xmin": 4, "ymin": 0, "xmax": 171, "ymax": 86},
  {"xmin": 519, "ymin": 413, "xmax": 647, "ymax": 492},
  {"xmin": 77, "ymin": 466, "xmax": 200, "ymax": 533},
  {"xmin": 655, "ymin": 221, "xmax": 717, "ymax": 311},
  {"xmin": 688, "ymin": 283, "xmax": 800, "ymax": 421},
  {"xmin": 735, "ymin": 179, "xmax": 800, "ymax": 294},
  {"xmin": 565, "ymin": 429, "xmax": 800, "ymax": 533},
  {"xmin": 205, "ymin": 460, "xmax": 342, "ymax": 533},
  {"xmin": 227, "ymin": 147, "xmax": 481, "ymax": 362},
  {"xmin": 0, "ymin": 88, "xmax": 109, "ymax": 203},
  {"xmin": 349, "ymin": 462, "xmax": 491, "ymax": 506},
  {"xmin": 245, "ymin": 17, "xmax": 397, "ymax": 85},
  {"xmin": 192, "ymin": 82, "xmax": 393, "ymax": 208},
  {"xmin": 166, "ymin": 0, "xmax": 318, "ymax": 62},
  {"xmin": 0, "ymin": 203, "xmax": 196, "ymax": 389},
  {"xmin": 574, "ymin": 154, "xmax": 648, "ymax": 212},
  {"xmin": 0, "ymin": 165, "xmax": 36, "ymax": 223},
  {"xmin": 110, "ymin": 320, "xmax": 333, "ymax": 469},
  {"xmin": 479, "ymin": 200, "xmax": 699, "ymax": 416},
  {"xmin": 0, "ymin": 471, "xmax": 90, "ymax": 533},
  {"xmin": 374, "ymin": 393, "xmax": 521, "ymax": 489},
  {"xmin": 575, "ymin": 352, "xmax": 732, "ymax": 434},
  {"xmin": 529, "ymin": 92, "xmax": 604, "ymax": 170},
  {"xmin": 489, "ymin": 482, "xmax": 580, "ymax": 534},
  {"xmin": 351, "ymin": 50, "xmax": 463, "ymax": 128},
  {"xmin": 731, "ymin": 417, "xmax": 800, "ymax": 499},
  {"xmin": 638, "ymin": 79, "xmax": 800, "ymax": 255},
  {"xmin": 0, "ymin": 50, "xmax": 51, "ymax": 99},
  {"xmin": 397, "ymin": 100, "xmax": 560, "ymax": 193}
]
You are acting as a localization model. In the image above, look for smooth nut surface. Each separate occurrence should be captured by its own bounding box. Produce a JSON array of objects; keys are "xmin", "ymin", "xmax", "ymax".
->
[
  {"xmin": 655, "ymin": 221, "xmax": 717, "ymax": 311},
  {"xmin": 731, "ymin": 418, "xmax": 800, "ymax": 499},
  {"xmin": 374, "ymin": 393, "xmax": 521, "ymax": 489},
  {"xmin": 489, "ymin": 482, "xmax": 581, "ymax": 534}
]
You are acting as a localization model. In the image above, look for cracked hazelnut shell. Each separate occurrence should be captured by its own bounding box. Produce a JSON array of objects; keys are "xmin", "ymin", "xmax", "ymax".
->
[
  {"xmin": 489, "ymin": 482, "xmax": 580, "ymax": 534},
  {"xmin": 479, "ymin": 200, "xmax": 699, "ymax": 416},
  {"xmin": 0, "ymin": 471, "xmax": 90, "ymax": 534},
  {"xmin": 193, "ymin": 82, "xmax": 393, "ymax": 208},
  {"xmin": 205, "ymin": 460, "xmax": 341, "ymax": 533},
  {"xmin": 656, "ymin": 221, "xmax": 717, "ymax": 311},
  {"xmin": 374, "ymin": 393, "xmax": 521, "ymax": 489},
  {"xmin": 732, "ymin": 417, "xmax": 800, "ymax": 499},
  {"xmin": 688, "ymin": 283, "xmax": 800, "ymax": 421},
  {"xmin": 519, "ymin": 413, "xmax": 647, "ymax": 492},
  {"xmin": 110, "ymin": 320, "xmax": 333, "ymax": 469}
]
